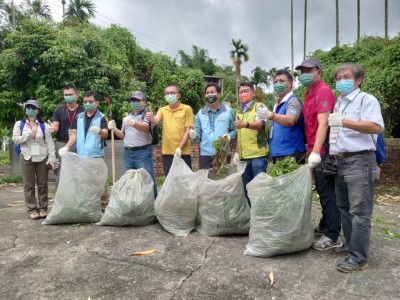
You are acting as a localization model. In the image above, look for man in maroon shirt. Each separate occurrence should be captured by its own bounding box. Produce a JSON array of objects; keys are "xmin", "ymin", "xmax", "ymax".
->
[{"xmin": 295, "ymin": 58, "xmax": 342, "ymax": 251}]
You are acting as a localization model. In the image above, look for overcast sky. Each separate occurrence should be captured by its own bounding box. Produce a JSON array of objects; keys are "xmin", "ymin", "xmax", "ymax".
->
[{"xmin": 22, "ymin": 0, "xmax": 400, "ymax": 77}]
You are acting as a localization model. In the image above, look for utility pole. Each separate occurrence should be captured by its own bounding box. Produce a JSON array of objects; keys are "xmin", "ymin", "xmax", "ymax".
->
[
  {"xmin": 62, "ymin": 0, "xmax": 66, "ymax": 19},
  {"xmin": 11, "ymin": 0, "xmax": 16, "ymax": 30}
]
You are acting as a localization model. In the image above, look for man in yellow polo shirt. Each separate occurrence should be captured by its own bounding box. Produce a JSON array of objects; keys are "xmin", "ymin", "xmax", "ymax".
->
[{"xmin": 146, "ymin": 84, "xmax": 194, "ymax": 176}]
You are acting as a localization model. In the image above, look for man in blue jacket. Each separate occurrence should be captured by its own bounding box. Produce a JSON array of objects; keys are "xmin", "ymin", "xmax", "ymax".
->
[
  {"xmin": 190, "ymin": 83, "xmax": 236, "ymax": 169},
  {"xmin": 59, "ymin": 90, "xmax": 109, "ymax": 209}
]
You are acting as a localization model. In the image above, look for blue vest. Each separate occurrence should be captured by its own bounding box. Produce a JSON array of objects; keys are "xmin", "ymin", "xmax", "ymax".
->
[
  {"xmin": 76, "ymin": 110, "xmax": 105, "ymax": 158},
  {"xmin": 198, "ymin": 104, "xmax": 232, "ymax": 156},
  {"xmin": 269, "ymin": 96, "xmax": 306, "ymax": 157}
]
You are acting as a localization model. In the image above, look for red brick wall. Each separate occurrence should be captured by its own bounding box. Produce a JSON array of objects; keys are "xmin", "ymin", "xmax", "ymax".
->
[
  {"xmin": 379, "ymin": 138, "xmax": 400, "ymax": 186},
  {"xmin": 153, "ymin": 142, "xmax": 200, "ymax": 176}
]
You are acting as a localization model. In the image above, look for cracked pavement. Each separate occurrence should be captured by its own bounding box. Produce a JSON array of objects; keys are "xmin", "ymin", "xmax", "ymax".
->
[{"xmin": 0, "ymin": 183, "xmax": 399, "ymax": 300}]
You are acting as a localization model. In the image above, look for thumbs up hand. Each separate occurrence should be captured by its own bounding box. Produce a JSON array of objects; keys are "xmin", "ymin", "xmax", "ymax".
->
[
  {"xmin": 234, "ymin": 115, "xmax": 247, "ymax": 129},
  {"xmin": 46, "ymin": 120, "xmax": 55, "ymax": 133}
]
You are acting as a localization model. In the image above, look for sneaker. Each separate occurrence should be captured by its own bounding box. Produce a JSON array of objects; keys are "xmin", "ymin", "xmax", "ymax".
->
[
  {"xmin": 314, "ymin": 225, "xmax": 325, "ymax": 236},
  {"xmin": 331, "ymin": 244, "xmax": 349, "ymax": 255},
  {"xmin": 29, "ymin": 210, "xmax": 40, "ymax": 220},
  {"xmin": 39, "ymin": 209, "xmax": 48, "ymax": 219},
  {"xmin": 312, "ymin": 235, "xmax": 343, "ymax": 251},
  {"xmin": 337, "ymin": 258, "xmax": 368, "ymax": 273}
]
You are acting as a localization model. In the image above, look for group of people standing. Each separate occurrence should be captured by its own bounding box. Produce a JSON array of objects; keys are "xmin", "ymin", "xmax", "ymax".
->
[{"xmin": 12, "ymin": 58, "xmax": 384, "ymax": 274}]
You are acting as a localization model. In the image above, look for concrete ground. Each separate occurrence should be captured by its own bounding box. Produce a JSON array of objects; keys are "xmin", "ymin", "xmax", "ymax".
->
[{"xmin": 0, "ymin": 179, "xmax": 399, "ymax": 300}]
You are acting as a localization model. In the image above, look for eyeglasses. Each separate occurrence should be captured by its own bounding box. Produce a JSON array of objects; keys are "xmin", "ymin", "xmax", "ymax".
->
[
  {"xmin": 130, "ymin": 98, "xmax": 142, "ymax": 102},
  {"xmin": 83, "ymin": 101, "xmax": 95, "ymax": 104},
  {"xmin": 238, "ymin": 89, "xmax": 252, "ymax": 94},
  {"xmin": 165, "ymin": 91, "xmax": 179, "ymax": 95}
]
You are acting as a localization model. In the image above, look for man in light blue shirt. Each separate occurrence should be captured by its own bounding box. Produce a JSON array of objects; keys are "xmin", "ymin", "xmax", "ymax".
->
[
  {"xmin": 328, "ymin": 63, "xmax": 384, "ymax": 273},
  {"xmin": 190, "ymin": 83, "xmax": 236, "ymax": 169}
]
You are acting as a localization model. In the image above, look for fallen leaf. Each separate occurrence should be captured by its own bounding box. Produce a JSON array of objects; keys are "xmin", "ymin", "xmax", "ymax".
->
[
  {"xmin": 129, "ymin": 249, "xmax": 156, "ymax": 256},
  {"xmin": 269, "ymin": 272, "xmax": 275, "ymax": 286}
]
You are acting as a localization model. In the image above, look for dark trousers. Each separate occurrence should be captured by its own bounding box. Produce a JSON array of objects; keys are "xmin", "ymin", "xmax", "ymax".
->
[
  {"xmin": 162, "ymin": 155, "xmax": 192, "ymax": 176},
  {"xmin": 272, "ymin": 150, "xmax": 307, "ymax": 164},
  {"xmin": 313, "ymin": 154, "xmax": 341, "ymax": 241},
  {"xmin": 199, "ymin": 155, "xmax": 231, "ymax": 169},
  {"xmin": 335, "ymin": 151, "xmax": 375, "ymax": 264}
]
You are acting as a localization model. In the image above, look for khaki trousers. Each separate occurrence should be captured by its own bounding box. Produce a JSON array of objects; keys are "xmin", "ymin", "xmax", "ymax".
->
[{"xmin": 20, "ymin": 156, "xmax": 49, "ymax": 212}]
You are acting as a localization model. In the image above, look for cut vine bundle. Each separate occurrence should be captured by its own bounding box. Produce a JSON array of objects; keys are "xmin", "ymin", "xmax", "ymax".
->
[{"xmin": 210, "ymin": 135, "xmax": 230, "ymax": 179}]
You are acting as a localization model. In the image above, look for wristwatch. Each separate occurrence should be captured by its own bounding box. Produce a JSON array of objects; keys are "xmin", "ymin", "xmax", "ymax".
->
[{"xmin": 246, "ymin": 122, "xmax": 250, "ymax": 128}]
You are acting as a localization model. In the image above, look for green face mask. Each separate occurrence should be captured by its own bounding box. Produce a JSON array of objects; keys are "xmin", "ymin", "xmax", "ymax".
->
[
  {"xmin": 165, "ymin": 94, "xmax": 178, "ymax": 104},
  {"xmin": 299, "ymin": 73, "xmax": 315, "ymax": 87},
  {"xmin": 25, "ymin": 108, "xmax": 38, "ymax": 117},
  {"xmin": 64, "ymin": 95, "xmax": 76, "ymax": 103},
  {"xmin": 273, "ymin": 82, "xmax": 287, "ymax": 95},
  {"xmin": 130, "ymin": 101, "xmax": 142, "ymax": 111},
  {"xmin": 83, "ymin": 103, "xmax": 95, "ymax": 111}
]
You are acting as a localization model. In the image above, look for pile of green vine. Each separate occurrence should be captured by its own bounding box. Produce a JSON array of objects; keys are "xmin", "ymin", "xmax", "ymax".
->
[
  {"xmin": 267, "ymin": 156, "xmax": 300, "ymax": 177},
  {"xmin": 211, "ymin": 135, "xmax": 230, "ymax": 179}
]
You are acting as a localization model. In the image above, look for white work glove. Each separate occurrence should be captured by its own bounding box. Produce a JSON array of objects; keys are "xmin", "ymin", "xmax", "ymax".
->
[
  {"xmin": 58, "ymin": 146, "xmax": 69, "ymax": 157},
  {"xmin": 308, "ymin": 152, "xmax": 321, "ymax": 169},
  {"xmin": 328, "ymin": 113, "xmax": 345, "ymax": 127},
  {"xmin": 257, "ymin": 106, "xmax": 272, "ymax": 120},
  {"xmin": 175, "ymin": 147, "xmax": 182, "ymax": 157},
  {"xmin": 123, "ymin": 116, "xmax": 136, "ymax": 127},
  {"xmin": 232, "ymin": 152, "xmax": 239, "ymax": 165},
  {"xmin": 189, "ymin": 128, "xmax": 196, "ymax": 139},
  {"xmin": 108, "ymin": 120, "xmax": 117, "ymax": 130},
  {"xmin": 47, "ymin": 120, "xmax": 55, "ymax": 133},
  {"xmin": 222, "ymin": 133, "xmax": 231, "ymax": 142},
  {"xmin": 89, "ymin": 125, "xmax": 101, "ymax": 135}
]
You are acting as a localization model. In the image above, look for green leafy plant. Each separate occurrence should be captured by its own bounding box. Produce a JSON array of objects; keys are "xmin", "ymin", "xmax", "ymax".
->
[
  {"xmin": 0, "ymin": 175, "xmax": 23, "ymax": 184},
  {"xmin": 210, "ymin": 135, "xmax": 230, "ymax": 179},
  {"xmin": 267, "ymin": 156, "xmax": 300, "ymax": 177}
]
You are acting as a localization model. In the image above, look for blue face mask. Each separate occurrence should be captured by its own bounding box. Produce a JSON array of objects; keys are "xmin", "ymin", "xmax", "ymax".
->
[
  {"xmin": 131, "ymin": 101, "xmax": 142, "ymax": 111},
  {"xmin": 336, "ymin": 79, "xmax": 355, "ymax": 95}
]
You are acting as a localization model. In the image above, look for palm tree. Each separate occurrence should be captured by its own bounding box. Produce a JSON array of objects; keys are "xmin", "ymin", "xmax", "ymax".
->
[
  {"xmin": 384, "ymin": 0, "xmax": 388, "ymax": 39},
  {"xmin": 230, "ymin": 39, "xmax": 249, "ymax": 101},
  {"xmin": 336, "ymin": 0, "xmax": 339, "ymax": 46},
  {"xmin": 291, "ymin": 0, "xmax": 294, "ymax": 72},
  {"xmin": 357, "ymin": 0, "xmax": 360, "ymax": 41},
  {"xmin": 251, "ymin": 67, "xmax": 269, "ymax": 90},
  {"xmin": 66, "ymin": 0, "xmax": 96, "ymax": 22},
  {"xmin": 26, "ymin": 0, "xmax": 53, "ymax": 21},
  {"xmin": 303, "ymin": 0, "xmax": 307, "ymax": 60}
]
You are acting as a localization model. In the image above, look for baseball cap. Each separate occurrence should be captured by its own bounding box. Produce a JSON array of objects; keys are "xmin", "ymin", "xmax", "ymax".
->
[
  {"xmin": 295, "ymin": 58, "xmax": 322, "ymax": 70},
  {"xmin": 25, "ymin": 99, "xmax": 40, "ymax": 108},
  {"xmin": 130, "ymin": 91, "xmax": 145, "ymax": 100}
]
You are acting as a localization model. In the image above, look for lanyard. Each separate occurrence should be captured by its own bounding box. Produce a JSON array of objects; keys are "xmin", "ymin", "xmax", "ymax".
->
[
  {"xmin": 66, "ymin": 105, "xmax": 78, "ymax": 127},
  {"xmin": 338, "ymin": 91, "xmax": 361, "ymax": 114},
  {"xmin": 27, "ymin": 122, "xmax": 38, "ymax": 143}
]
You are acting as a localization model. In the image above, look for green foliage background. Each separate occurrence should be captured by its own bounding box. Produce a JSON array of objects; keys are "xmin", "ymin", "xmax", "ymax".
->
[{"xmin": 294, "ymin": 36, "xmax": 400, "ymax": 137}]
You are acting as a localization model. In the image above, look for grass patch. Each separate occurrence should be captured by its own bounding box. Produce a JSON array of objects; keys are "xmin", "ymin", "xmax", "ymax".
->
[
  {"xmin": 372, "ymin": 215, "xmax": 396, "ymax": 227},
  {"xmin": 0, "ymin": 174, "xmax": 23, "ymax": 184},
  {"xmin": 0, "ymin": 151, "xmax": 10, "ymax": 166}
]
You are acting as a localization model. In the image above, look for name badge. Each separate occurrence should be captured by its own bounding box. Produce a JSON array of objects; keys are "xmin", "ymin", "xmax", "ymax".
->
[
  {"xmin": 31, "ymin": 144, "xmax": 40, "ymax": 156},
  {"xmin": 269, "ymin": 123, "xmax": 274, "ymax": 139},
  {"xmin": 329, "ymin": 128, "xmax": 340, "ymax": 144}
]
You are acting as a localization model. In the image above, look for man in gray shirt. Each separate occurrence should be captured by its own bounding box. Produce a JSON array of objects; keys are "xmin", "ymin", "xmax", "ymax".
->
[{"xmin": 108, "ymin": 91, "xmax": 157, "ymax": 198}]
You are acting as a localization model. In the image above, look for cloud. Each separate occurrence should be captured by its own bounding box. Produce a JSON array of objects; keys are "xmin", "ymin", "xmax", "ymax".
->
[{"xmin": 40, "ymin": 0, "xmax": 400, "ymax": 76}]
